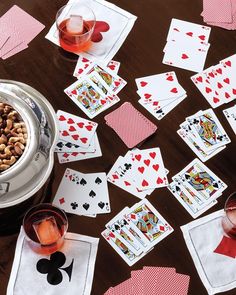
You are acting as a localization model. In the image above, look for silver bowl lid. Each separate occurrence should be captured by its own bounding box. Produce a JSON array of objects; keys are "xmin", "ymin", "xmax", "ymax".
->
[{"xmin": 0, "ymin": 80, "xmax": 58, "ymax": 208}]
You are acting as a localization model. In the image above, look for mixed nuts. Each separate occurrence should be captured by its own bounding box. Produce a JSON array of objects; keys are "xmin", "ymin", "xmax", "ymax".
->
[{"xmin": 0, "ymin": 102, "xmax": 28, "ymax": 171}]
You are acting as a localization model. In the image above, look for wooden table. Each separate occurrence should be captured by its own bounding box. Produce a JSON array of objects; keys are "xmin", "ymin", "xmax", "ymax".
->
[{"xmin": 0, "ymin": 0, "xmax": 236, "ymax": 294}]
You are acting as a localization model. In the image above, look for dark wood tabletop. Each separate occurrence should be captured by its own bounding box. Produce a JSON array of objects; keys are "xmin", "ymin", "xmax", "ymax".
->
[{"xmin": 0, "ymin": 0, "xmax": 236, "ymax": 294}]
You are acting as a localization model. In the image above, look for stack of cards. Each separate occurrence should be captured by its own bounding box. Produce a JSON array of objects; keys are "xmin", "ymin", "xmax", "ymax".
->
[
  {"xmin": 162, "ymin": 18, "xmax": 211, "ymax": 72},
  {"xmin": 64, "ymin": 60, "xmax": 126, "ymax": 118},
  {"xmin": 107, "ymin": 148, "xmax": 168, "ymax": 199},
  {"xmin": 191, "ymin": 54, "xmax": 236, "ymax": 108},
  {"xmin": 56, "ymin": 110, "xmax": 102, "ymax": 163},
  {"xmin": 101, "ymin": 199, "xmax": 173, "ymax": 266},
  {"xmin": 0, "ymin": 5, "xmax": 44, "ymax": 60},
  {"xmin": 223, "ymin": 104, "xmax": 236, "ymax": 135},
  {"xmin": 104, "ymin": 266, "xmax": 190, "ymax": 294},
  {"xmin": 136, "ymin": 72, "xmax": 187, "ymax": 120},
  {"xmin": 53, "ymin": 168, "xmax": 110, "ymax": 217},
  {"xmin": 177, "ymin": 109, "xmax": 230, "ymax": 162},
  {"xmin": 168, "ymin": 158, "xmax": 227, "ymax": 219},
  {"xmin": 201, "ymin": 0, "xmax": 236, "ymax": 30},
  {"xmin": 105, "ymin": 102, "xmax": 157, "ymax": 148}
]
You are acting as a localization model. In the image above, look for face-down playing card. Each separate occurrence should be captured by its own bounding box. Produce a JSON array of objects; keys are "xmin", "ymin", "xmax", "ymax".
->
[
  {"xmin": 53, "ymin": 168, "xmax": 110, "ymax": 215},
  {"xmin": 105, "ymin": 102, "xmax": 157, "ymax": 148}
]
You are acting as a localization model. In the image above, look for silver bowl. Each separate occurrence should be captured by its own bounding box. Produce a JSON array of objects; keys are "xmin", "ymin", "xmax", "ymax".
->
[{"xmin": 0, "ymin": 80, "xmax": 58, "ymax": 208}]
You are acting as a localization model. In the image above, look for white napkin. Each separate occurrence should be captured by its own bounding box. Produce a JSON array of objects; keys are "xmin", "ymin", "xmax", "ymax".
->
[
  {"xmin": 45, "ymin": 0, "xmax": 137, "ymax": 63},
  {"xmin": 181, "ymin": 210, "xmax": 236, "ymax": 295},
  {"xmin": 7, "ymin": 227, "xmax": 99, "ymax": 295}
]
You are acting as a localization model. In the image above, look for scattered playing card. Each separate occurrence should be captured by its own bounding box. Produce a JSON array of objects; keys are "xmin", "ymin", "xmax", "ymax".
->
[
  {"xmin": 201, "ymin": 0, "xmax": 236, "ymax": 30},
  {"xmin": 0, "ymin": 5, "xmax": 44, "ymax": 59},
  {"xmin": 53, "ymin": 168, "xmax": 110, "ymax": 215},
  {"xmin": 172, "ymin": 158, "xmax": 227, "ymax": 204},
  {"xmin": 73, "ymin": 56, "xmax": 120, "ymax": 77},
  {"xmin": 101, "ymin": 199, "xmax": 173, "ymax": 266},
  {"xmin": 178, "ymin": 109, "xmax": 228, "ymax": 161},
  {"xmin": 64, "ymin": 74, "xmax": 120, "ymax": 119},
  {"xmin": 104, "ymin": 266, "xmax": 190, "ymax": 295},
  {"xmin": 191, "ymin": 54, "xmax": 236, "ymax": 108},
  {"xmin": 135, "ymin": 71, "xmax": 187, "ymax": 120},
  {"xmin": 223, "ymin": 104, "xmax": 236, "ymax": 135},
  {"xmin": 163, "ymin": 18, "xmax": 211, "ymax": 72},
  {"xmin": 105, "ymin": 102, "xmax": 157, "ymax": 148},
  {"xmin": 57, "ymin": 132, "xmax": 102, "ymax": 163},
  {"xmin": 56, "ymin": 110, "xmax": 98, "ymax": 147}
]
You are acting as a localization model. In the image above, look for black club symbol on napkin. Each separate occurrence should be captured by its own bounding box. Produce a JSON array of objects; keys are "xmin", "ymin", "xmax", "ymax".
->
[{"xmin": 36, "ymin": 252, "xmax": 74, "ymax": 285}]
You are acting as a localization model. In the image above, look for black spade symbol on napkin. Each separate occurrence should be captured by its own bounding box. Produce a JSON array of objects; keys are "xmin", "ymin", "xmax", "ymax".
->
[
  {"xmin": 83, "ymin": 203, "xmax": 90, "ymax": 210},
  {"xmin": 95, "ymin": 177, "xmax": 102, "ymax": 184},
  {"xmin": 89, "ymin": 190, "xmax": 96, "ymax": 198},
  {"xmin": 36, "ymin": 252, "xmax": 74, "ymax": 285},
  {"xmin": 80, "ymin": 178, "xmax": 87, "ymax": 186}
]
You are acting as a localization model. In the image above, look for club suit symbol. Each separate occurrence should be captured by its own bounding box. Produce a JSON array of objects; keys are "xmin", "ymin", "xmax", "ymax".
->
[{"xmin": 36, "ymin": 252, "xmax": 74, "ymax": 285}]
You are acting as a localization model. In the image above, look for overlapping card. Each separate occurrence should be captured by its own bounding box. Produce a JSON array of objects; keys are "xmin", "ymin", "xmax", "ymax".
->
[
  {"xmin": 105, "ymin": 102, "xmax": 157, "ymax": 148},
  {"xmin": 104, "ymin": 266, "xmax": 190, "ymax": 295},
  {"xmin": 107, "ymin": 148, "xmax": 168, "ymax": 199},
  {"xmin": 163, "ymin": 18, "xmax": 211, "ymax": 72},
  {"xmin": 168, "ymin": 158, "xmax": 227, "ymax": 218},
  {"xmin": 178, "ymin": 109, "xmax": 230, "ymax": 162},
  {"xmin": 55, "ymin": 110, "xmax": 102, "ymax": 163},
  {"xmin": 201, "ymin": 0, "xmax": 236, "ymax": 30},
  {"xmin": 191, "ymin": 54, "xmax": 236, "ymax": 108},
  {"xmin": 136, "ymin": 71, "xmax": 187, "ymax": 120},
  {"xmin": 65, "ymin": 60, "xmax": 126, "ymax": 118},
  {"xmin": 223, "ymin": 104, "xmax": 236, "ymax": 135},
  {"xmin": 53, "ymin": 168, "xmax": 110, "ymax": 217},
  {"xmin": 101, "ymin": 199, "xmax": 173, "ymax": 266},
  {"xmin": 0, "ymin": 5, "xmax": 44, "ymax": 60}
]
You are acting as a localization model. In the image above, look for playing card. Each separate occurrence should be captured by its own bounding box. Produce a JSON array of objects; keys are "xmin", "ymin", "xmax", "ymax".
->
[
  {"xmin": 130, "ymin": 270, "xmax": 144, "ymax": 295},
  {"xmin": 135, "ymin": 71, "xmax": 186, "ymax": 101},
  {"xmin": 105, "ymin": 102, "xmax": 157, "ymax": 148},
  {"xmin": 0, "ymin": 5, "xmax": 44, "ymax": 57},
  {"xmin": 126, "ymin": 199, "xmax": 173, "ymax": 249},
  {"xmin": 112, "ymin": 278, "xmax": 133, "ymax": 295},
  {"xmin": 173, "ymin": 158, "xmax": 227, "ymax": 201},
  {"xmin": 56, "ymin": 110, "xmax": 97, "ymax": 147},
  {"xmin": 55, "ymin": 133, "xmax": 96, "ymax": 153},
  {"xmin": 57, "ymin": 132, "xmax": 102, "ymax": 163},
  {"xmin": 177, "ymin": 128, "xmax": 226, "ymax": 162},
  {"xmin": 139, "ymin": 94, "xmax": 187, "ymax": 120},
  {"xmin": 167, "ymin": 18, "xmax": 211, "ymax": 44},
  {"xmin": 202, "ymin": 0, "xmax": 233, "ymax": 23},
  {"xmin": 128, "ymin": 148, "xmax": 168, "ymax": 190},
  {"xmin": 106, "ymin": 208, "xmax": 145, "ymax": 256},
  {"xmin": 163, "ymin": 40, "xmax": 210, "ymax": 72},
  {"xmin": 1, "ymin": 42, "xmax": 28, "ymax": 59},
  {"xmin": 73, "ymin": 57, "xmax": 120, "ymax": 77},
  {"xmin": 82, "ymin": 62, "xmax": 126, "ymax": 94},
  {"xmin": 101, "ymin": 228, "xmax": 150, "ymax": 266},
  {"xmin": 53, "ymin": 168, "xmax": 110, "ymax": 215},
  {"xmin": 107, "ymin": 155, "xmax": 153, "ymax": 199},
  {"xmin": 223, "ymin": 105, "xmax": 236, "ymax": 135},
  {"xmin": 64, "ymin": 76, "xmax": 119, "ymax": 119},
  {"xmin": 168, "ymin": 181, "xmax": 217, "ymax": 218},
  {"xmin": 186, "ymin": 109, "xmax": 231, "ymax": 152}
]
